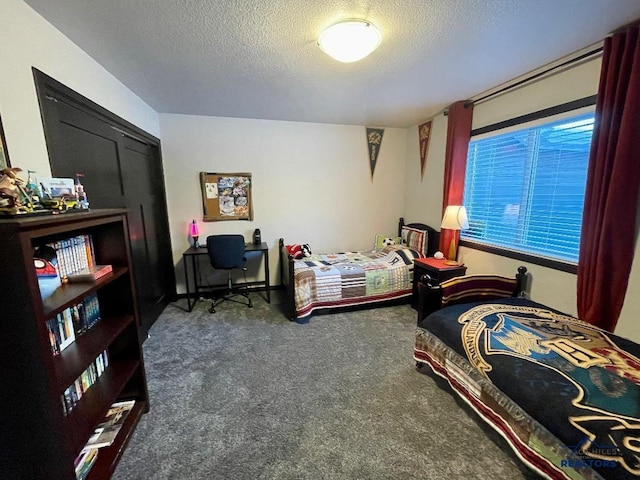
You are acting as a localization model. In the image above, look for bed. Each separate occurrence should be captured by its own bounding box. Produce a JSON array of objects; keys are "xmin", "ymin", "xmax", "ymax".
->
[
  {"xmin": 279, "ymin": 218, "xmax": 438, "ymax": 322},
  {"xmin": 413, "ymin": 269, "xmax": 640, "ymax": 480}
]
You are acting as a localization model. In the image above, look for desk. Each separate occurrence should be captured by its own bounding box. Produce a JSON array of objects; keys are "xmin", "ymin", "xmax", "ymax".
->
[{"xmin": 182, "ymin": 242, "xmax": 270, "ymax": 312}]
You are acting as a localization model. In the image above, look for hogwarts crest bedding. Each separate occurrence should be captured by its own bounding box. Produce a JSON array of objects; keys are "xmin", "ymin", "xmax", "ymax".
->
[{"xmin": 414, "ymin": 297, "xmax": 640, "ymax": 480}]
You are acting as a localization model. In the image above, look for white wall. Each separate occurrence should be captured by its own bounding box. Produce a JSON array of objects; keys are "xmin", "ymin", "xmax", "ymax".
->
[
  {"xmin": 405, "ymin": 56, "xmax": 640, "ymax": 342},
  {"xmin": 0, "ymin": 0, "xmax": 160, "ymax": 177},
  {"xmin": 160, "ymin": 114, "xmax": 408, "ymax": 292},
  {"xmin": 3, "ymin": 0, "xmax": 637, "ymax": 340}
]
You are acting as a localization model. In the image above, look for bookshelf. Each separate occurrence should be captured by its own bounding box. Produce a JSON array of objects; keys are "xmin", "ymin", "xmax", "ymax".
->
[{"xmin": 0, "ymin": 209, "xmax": 149, "ymax": 479}]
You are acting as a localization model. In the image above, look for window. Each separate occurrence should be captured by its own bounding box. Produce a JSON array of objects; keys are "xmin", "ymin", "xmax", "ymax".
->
[{"xmin": 461, "ymin": 110, "xmax": 594, "ymax": 265}]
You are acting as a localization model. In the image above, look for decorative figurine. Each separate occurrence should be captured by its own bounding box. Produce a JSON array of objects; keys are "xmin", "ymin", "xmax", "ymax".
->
[
  {"xmin": 26, "ymin": 170, "xmax": 42, "ymax": 203},
  {"xmin": 75, "ymin": 173, "xmax": 89, "ymax": 209},
  {"xmin": 0, "ymin": 167, "xmax": 37, "ymax": 215}
]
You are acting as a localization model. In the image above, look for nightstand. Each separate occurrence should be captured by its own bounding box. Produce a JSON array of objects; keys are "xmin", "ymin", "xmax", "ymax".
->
[{"xmin": 411, "ymin": 258, "xmax": 467, "ymax": 309}]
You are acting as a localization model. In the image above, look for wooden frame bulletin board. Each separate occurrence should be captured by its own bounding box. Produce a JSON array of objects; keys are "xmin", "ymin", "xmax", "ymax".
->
[{"xmin": 200, "ymin": 172, "xmax": 253, "ymax": 221}]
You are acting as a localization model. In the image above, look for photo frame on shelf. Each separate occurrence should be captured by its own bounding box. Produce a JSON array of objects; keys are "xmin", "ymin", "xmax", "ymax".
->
[
  {"xmin": 0, "ymin": 116, "xmax": 10, "ymax": 170},
  {"xmin": 199, "ymin": 172, "xmax": 253, "ymax": 221}
]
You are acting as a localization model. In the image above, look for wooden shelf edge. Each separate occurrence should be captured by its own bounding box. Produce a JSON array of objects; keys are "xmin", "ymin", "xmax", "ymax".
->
[
  {"xmin": 42, "ymin": 267, "xmax": 129, "ymax": 318},
  {"xmin": 84, "ymin": 399, "xmax": 147, "ymax": 480}
]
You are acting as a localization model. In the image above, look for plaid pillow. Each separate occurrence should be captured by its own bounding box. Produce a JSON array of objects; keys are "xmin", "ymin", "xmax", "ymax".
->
[
  {"xmin": 401, "ymin": 226, "xmax": 428, "ymax": 256},
  {"xmin": 440, "ymin": 275, "xmax": 518, "ymax": 307}
]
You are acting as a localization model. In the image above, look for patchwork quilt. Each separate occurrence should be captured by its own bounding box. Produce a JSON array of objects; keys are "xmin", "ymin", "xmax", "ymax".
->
[
  {"xmin": 414, "ymin": 297, "xmax": 640, "ymax": 480},
  {"xmin": 293, "ymin": 244, "xmax": 421, "ymax": 320}
]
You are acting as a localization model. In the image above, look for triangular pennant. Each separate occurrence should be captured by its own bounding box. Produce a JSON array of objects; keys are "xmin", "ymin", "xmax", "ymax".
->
[
  {"xmin": 366, "ymin": 127, "xmax": 384, "ymax": 179},
  {"xmin": 418, "ymin": 120, "xmax": 432, "ymax": 181}
]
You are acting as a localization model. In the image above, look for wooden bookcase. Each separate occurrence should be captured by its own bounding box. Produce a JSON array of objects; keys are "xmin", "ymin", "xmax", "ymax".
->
[{"xmin": 0, "ymin": 209, "xmax": 149, "ymax": 479}]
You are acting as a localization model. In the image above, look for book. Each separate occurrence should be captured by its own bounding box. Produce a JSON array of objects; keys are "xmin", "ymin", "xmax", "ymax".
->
[
  {"xmin": 67, "ymin": 264, "xmax": 113, "ymax": 282},
  {"xmin": 74, "ymin": 447, "xmax": 98, "ymax": 480},
  {"xmin": 83, "ymin": 400, "xmax": 135, "ymax": 450}
]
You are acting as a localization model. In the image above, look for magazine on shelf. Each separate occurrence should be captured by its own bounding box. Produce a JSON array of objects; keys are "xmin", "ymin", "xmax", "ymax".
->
[
  {"xmin": 74, "ymin": 447, "xmax": 98, "ymax": 480},
  {"xmin": 82, "ymin": 400, "xmax": 135, "ymax": 450}
]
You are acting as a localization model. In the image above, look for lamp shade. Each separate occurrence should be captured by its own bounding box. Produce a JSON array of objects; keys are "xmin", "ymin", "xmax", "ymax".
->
[
  {"xmin": 441, "ymin": 206, "xmax": 469, "ymax": 230},
  {"xmin": 189, "ymin": 219, "xmax": 199, "ymax": 237},
  {"xmin": 318, "ymin": 20, "xmax": 382, "ymax": 63}
]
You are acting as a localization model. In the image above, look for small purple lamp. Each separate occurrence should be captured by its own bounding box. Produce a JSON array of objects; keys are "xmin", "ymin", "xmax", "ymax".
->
[{"xmin": 189, "ymin": 219, "xmax": 200, "ymax": 248}]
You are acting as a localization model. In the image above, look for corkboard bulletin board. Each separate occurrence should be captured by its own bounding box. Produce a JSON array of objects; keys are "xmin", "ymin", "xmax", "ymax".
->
[{"xmin": 200, "ymin": 172, "xmax": 253, "ymax": 221}]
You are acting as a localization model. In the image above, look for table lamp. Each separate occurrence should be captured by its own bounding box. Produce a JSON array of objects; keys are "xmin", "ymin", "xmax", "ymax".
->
[
  {"xmin": 440, "ymin": 205, "xmax": 469, "ymax": 265},
  {"xmin": 189, "ymin": 219, "xmax": 200, "ymax": 248}
]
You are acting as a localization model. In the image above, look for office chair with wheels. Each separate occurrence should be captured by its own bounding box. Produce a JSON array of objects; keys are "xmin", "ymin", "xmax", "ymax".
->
[{"xmin": 206, "ymin": 234, "xmax": 253, "ymax": 313}]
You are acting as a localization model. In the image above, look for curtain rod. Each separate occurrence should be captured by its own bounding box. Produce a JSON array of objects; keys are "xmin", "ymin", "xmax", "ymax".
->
[{"xmin": 462, "ymin": 45, "xmax": 603, "ymax": 108}]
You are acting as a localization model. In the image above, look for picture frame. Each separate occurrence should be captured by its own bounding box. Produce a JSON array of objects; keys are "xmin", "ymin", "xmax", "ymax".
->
[
  {"xmin": 0, "ymin": 116, "xmax": 10, "ymax": 170},
  {"xmin": 199, "ymin": 172, "xmax": 253, "ymax": 221}
]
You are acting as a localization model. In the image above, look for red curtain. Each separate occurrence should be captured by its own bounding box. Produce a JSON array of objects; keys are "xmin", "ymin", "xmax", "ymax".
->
[
  {"xmin": 439, "ymin": 101, "xmax": 474, "ymax": 257},
  {"xmin": 577, "ymin": 24, "xmax": 640, "ymax": 332}
]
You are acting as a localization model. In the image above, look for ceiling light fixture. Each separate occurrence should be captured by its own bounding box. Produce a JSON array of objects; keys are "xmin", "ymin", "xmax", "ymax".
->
[{"xmin": 318, "ymin": 19, "xmax": 382, "ymax": 63}]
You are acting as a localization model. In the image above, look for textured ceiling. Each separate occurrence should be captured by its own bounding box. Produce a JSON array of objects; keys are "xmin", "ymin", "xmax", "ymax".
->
[{"xmin": 23, "ymin": 0, "xmax": 640, "ymax": 127}]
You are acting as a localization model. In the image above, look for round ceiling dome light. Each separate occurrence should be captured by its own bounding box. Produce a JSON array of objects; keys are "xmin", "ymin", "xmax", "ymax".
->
[{"xmin": 318, "ymin": 20, "xmax": 382, "ymax": 63}]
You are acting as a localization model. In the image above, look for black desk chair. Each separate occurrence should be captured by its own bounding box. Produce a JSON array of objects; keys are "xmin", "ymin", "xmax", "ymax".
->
[{"xmin": 206, "ymin": 234, "xmax": 253, "ymax": 313}]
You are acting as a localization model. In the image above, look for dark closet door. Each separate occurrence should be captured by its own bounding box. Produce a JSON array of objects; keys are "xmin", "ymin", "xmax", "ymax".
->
[
  {"xmin": 35, "ymin": 70, "xmax": 175, "ymax": 339},
  {"xmin": 119, "ymin": 136, "xmax": 172, "ymax": 330}
]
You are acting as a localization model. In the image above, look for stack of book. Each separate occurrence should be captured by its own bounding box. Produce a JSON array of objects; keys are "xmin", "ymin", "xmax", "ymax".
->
[{"xmin": 67, "ymin": 264, "xmax": 113, "ymax": 283}]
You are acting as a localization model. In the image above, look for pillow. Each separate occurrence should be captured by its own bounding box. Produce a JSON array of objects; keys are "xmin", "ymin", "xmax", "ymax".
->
[
  {"xmin": 286, "ymin": 243, "xmax": 312, "ymax": 259},
  {"xmin": 401, "ymin": 226, "xmax": 428, "ymax": 256},
  {"xmin": 375, "ymin": 234, "xmax": 402, "ymax": 249},
  {"xmin": 439, "ymin": 275, "xmax": 518, "ymax": 308}
]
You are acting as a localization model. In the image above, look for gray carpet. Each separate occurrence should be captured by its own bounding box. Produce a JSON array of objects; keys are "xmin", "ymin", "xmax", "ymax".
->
[{"xmin": 113, "ymin": 291, "xmax": 540, "ymax": 479}]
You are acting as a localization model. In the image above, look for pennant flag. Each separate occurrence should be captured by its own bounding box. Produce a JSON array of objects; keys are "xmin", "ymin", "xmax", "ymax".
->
[
  {"xmin": 366, "ymin": 127, "xmax": 384, "ymax": 179},
  {"xmin": 419, "ymin": 120, "xmax": 432, "ymax": 181}
]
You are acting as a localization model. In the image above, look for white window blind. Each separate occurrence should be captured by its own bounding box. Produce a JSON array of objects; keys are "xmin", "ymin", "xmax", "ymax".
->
[{"xmin": 462, "ymin": 112, "xmax": 594, "ymax": 263}]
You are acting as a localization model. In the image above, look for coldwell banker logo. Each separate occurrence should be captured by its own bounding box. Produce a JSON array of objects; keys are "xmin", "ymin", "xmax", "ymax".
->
[{"xmin": 560, "ymin": 438, "xmax": 619, "ymax": 469}]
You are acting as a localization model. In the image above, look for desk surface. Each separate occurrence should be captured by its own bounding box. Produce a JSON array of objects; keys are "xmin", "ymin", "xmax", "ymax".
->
[{"xmin": 183, "ymin": 242, "xmax": 269, "ymax": 256}]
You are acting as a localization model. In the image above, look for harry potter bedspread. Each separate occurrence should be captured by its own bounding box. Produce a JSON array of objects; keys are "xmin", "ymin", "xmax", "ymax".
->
[{"xmin": 414, "ymin": 297, "xmax": 640, "ymax": 480}]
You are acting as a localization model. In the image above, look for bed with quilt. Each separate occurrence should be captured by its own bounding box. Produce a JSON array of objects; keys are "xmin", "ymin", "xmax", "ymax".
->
[
  {"xmin": 413, "ymin": 269, "xmax": 640, "ymax": 480},
  {"xmin": 279, "ymin": 218, "xmax": 438, "ymax": 322}
]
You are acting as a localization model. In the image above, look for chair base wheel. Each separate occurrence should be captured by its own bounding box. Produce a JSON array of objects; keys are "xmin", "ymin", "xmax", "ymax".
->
[{"xmin": 208, "ymin": 292, "xmax": 251, "ymax": 313}]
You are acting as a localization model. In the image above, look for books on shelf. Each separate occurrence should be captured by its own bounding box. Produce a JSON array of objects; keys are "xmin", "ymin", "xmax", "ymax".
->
[
  {"xmin": 74, "ymin": 448, "xmax": 98, "ymax": 480},
  {"xmin": 82, "ymin": 400, "xmax": 136, "ymax": 450},
  {"xmin": 61, "ymin": 350, "xmax": 110, "ymax": 416},
  {"xmin": 33, "ymin": 234, "xmax": 97, "ymax": 288},
  {"xmin": 45, "ymin": 293, "xmax": 101, "ymax": 355},
  {"xmin": 67, "ymin": 264, "xmax": 113, "ymax": 283}
]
